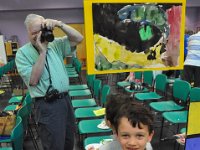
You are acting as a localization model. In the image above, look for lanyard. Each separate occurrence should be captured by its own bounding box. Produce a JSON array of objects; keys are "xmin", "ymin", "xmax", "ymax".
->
[{"xmin": 45, "ymin": 52, "xmax": 53, "ymax": 94}]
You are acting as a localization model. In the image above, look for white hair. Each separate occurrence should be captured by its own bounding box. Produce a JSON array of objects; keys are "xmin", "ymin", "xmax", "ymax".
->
[{"xmin": 24, "ymin": 14, "xmax": 44, "ymax": 29}]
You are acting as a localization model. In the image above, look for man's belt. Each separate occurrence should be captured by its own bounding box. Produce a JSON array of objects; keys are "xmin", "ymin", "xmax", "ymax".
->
[{"xmin": 35, "ymin": 92, "xmax": 68, "ymax": 101}]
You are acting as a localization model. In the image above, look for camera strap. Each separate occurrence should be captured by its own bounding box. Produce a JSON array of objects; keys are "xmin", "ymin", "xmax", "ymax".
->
[{"xmin": 45, "ymin": 53, "xmax": 53, "ymax": 94}]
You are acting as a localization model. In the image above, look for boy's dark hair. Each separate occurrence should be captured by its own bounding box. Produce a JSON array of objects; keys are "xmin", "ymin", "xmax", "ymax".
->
[
  {"xmin": 105, "ymin": 94, "xmax": 132, "ymax": 125},
  {"xmin": 113, "ymin": 102, "xmax": 154, "ymax": 134}
]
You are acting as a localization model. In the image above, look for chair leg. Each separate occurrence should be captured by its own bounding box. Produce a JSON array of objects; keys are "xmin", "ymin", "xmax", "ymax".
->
[
  {"xmin": 28, "ymin": 124, "xmax": 40, "ymax": 150},
  {"xmin": 160, "ymin": 118, "xmax": 164, "ymax": 140}
]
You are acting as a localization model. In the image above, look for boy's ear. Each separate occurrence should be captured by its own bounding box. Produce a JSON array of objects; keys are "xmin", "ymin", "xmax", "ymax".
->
[
  {"xmin": 105, "ymin": 120, "xmax": 111, "ymax": 127},
  {"xmin": 148, "ymin": 130, "xmax": 155, "ymax": 142}
]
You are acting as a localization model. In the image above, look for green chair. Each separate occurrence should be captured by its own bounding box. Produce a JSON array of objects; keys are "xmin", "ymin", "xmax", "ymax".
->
[
  {"xmin": 78, "ymin": 118, "xmax": 112, "ymax": 147},
  {"xmin": 68, "ymin": 84, "xmax": 88, "ymax": 91},
  {"xmin": 143, "ymin": 71, "xmax": 154, "ymax": 89},
  {"xmin": 69, "ymin": 89, "xmax": 92, "ymax": 99},
  {"xmin": 100, "ymin": 85, "xmax": 111, "ymax": 106},
  {"xmin": 74, "ymin": 85, "xmax": 110, "ymax": 120},
  {"xmin": 65, "ymin": 64, "xmax": 74, "ymax": 68},
  {"xmin": 72, "ymin": 79, "xmax": 102, "ymax": 109},
  {"xmin": 84, "ymin": 135, "xmax": 113, "ymax": 148},
  {"xmin": 180, "ymin": 128, "xmax": 186, "ymax": 134},
  {"xmin": 78, "ymin": 118, "xmax": 112, "ymax": 134},
  {"xmin": 0, "ymin": 116, "xmax": 24, "ymax": 150},
  {"xmin": 4, "ymin": 93, "xmax": 28, "ymax": 111},
  {"xmin": 117, "ymin": 81, "xmax": 131, "ymax": 89},
  {"xmin": 160, "ymin": 87, "xmax": 200, "ymax": 139},
  {"xmin": 149, "ymin": 80, "xmax": 191, "ymax": 112},
  {"xmin": 86, "ymin": 74, "xmax": 96, "ymax": 90},
  {"xmin": 124, "ymin": 71, "xmax": 154, "ymax": 93},
  {"xmin": 68, "ymin": 58, "xmax": 82, "ymax": 84},
  {"xmin": 134, "ymin": 74, "xmax": 167, "ymax": 103},
  {"xmin": 8, "ymin": 96, "xmax": 23, "ymax": 104},
  {"xmin": 65, "ymin": 57, "xmax": 76, "ymax": 68},
  {"xmin": 0, "ymin": 67, "xmax": 5, "ymax": 95},
  {"xmin": 16, "ymin": 95, "xmax": 39, "ymax": 150},
  {"xmin": 72, "ymin": 98, "xmax": 97, "ymax": 109},
  {"xmin": 69, "ymin": 75, "xmax": 96, "ymax": 99},
  {"xmin": 117, "ymin": 72, "xmax": 143, "ymax": 90},
  {"xmin": 68, "ymin": 74, "xmax": 95, "ymax": 92}
]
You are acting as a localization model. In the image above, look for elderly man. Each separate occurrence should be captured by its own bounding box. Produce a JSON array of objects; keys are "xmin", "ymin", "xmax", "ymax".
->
[{"xmin": 15, "ymin": 14, "xmax": 83, "ymax": 150}]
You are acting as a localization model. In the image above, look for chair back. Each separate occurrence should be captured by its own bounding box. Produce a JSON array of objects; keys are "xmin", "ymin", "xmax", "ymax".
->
[
  {"xmin": 24, "ymin": 93, "xmax": 32, "ymax": 116},
  {"xmin": 10, "ymin": 116, "xmax": 24, "ymax": 150},
  {"xmin": 75, "ymin": 59, "xmax": 82, "ymax": 74},
  {"xmin": 17, "ymin": 101, "xmax": 29, "ymax": 131},
  {"xmin": 93, "ymin": 79, "xmax": 102, "ymax": 100},
  {"xmin": 173, "ymin": 80, "xmax": 191, "ymax": 103},
  {"xmin": 86, "ymin": 74, "xmax": 96, "ymax": 90},
  {"xmin": 154, "ymin": 74, "xmax": 167, "ymax": 93},
  {"xmin": 134, "ymin": 72, "xmax": 142, "ymax": 79},
  {"xmin": 0, "ymin": 67, "xmax": 3, "ymax": 78},
  {"xmin": 143, "ymin": 71, "xmax": 153, "ymax": 86},
  {"xmin": 190, "ymin": 87, "xmax": 200, "ymax": 102},
  {"xmin": 100, "ymin": 85, "xmax": 110, "ymax": 105}
]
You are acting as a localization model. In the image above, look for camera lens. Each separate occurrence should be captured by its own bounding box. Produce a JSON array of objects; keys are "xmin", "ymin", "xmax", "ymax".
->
[{"xmin": 41, "ymin": 27, "xmax": 54, "ymax": 42}]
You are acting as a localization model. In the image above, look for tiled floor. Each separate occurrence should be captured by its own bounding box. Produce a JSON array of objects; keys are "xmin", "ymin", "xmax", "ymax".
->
[{"xmin": 0, "ymin": 72, "xmax": 185, "ymax": 150}]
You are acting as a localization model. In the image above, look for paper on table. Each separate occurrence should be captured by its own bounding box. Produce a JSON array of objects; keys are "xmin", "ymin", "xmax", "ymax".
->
[{"xmin": 93, "ymin": 108, "xmax": 105, "ymax": 116}]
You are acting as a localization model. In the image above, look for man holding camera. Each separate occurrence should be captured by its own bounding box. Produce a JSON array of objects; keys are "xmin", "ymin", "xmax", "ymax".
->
[{"xmin": 15, "ymin": 14, "xmax": 83, "ymax": 150}]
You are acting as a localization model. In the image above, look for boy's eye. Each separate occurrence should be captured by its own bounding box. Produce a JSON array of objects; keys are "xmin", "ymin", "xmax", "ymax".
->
[
  {"xmin": 122, "ymin": 134, "xmax": 129, "ymax": 138},
  {"xmin": 137, "ymin": 134, "xmax": 144, "ymax": 139}
]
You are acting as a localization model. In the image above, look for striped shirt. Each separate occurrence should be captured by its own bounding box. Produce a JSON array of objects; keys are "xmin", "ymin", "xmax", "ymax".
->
[
  {"xmin": 15, "ymin": 36, "xmax": 72, "ymax": 98},
  {"xmin": 184, "ymin": 32, "xmax": 200, "ymax": 67}
]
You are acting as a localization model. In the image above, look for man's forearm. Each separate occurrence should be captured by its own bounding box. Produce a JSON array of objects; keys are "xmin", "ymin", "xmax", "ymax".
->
[
  {"xmin": 58, "ymin": 22, "xmax": 83, "ymax": 46},
  {"xmin": 29, "ymin": 52, "xmax": 47, "ymax": 86}
]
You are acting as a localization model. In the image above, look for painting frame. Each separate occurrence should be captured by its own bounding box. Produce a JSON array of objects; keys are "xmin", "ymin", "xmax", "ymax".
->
[{"xmin": 84, "ymin": 0, "xmax": 186, "ymax": 74}]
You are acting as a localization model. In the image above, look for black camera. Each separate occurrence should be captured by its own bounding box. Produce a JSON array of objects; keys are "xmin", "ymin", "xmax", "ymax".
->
[
  {"xmin": 44, "ymin": 89, "xmax": 59, "ymax": 102},
  {"xmin": 41, "ymin": 27, "xmax": 54, "ymax": 42}
]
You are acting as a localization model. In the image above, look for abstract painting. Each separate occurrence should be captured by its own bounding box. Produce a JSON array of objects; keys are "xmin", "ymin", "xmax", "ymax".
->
[{"xmin": 84, "ymin": 0, "xmax": 186, "ymax": 74}]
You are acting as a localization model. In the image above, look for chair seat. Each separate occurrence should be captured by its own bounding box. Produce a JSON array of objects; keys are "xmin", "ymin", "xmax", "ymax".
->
[
  {"xmin": 125, "ymin": 86, "xmax": 149, "ymax": 93},
  {"xmin": 68, "ymin": 74, "xmax": 79, "ymax": 78},
  {"xmin": 4, "ymin": 105, "xmax": 18, "ymax": 111},
  {"xmin": 180, "ymin": 128, "xmax": 186, "ymax": 133},
  {"xmin": 72, "ymin": 98, "xmax": 96, "ymax": 108},
  {"xmin": 75, "ymin": 106, "xmax": 102, "ymax": 119},
  {"xmin": 149, "ymin": 101, "xmax": 184, "ymax": 112},
  {"xmin": 162, "ymin": 111, "xmax": 188, "ymax": 124},
  {"xmin": 66, "ymin": 67, "xmax": 75, "ymax": 71},
  {"xmin": 0, "ymin": 147, "xmax": 12, "ymax": 150},
  {"xmin": 78, "ymin": 119, "xmax": 111, "ymax": 134},
  {"xmin": 8, "ymin": 96, "xmax": 23, "ymax": 104},
  {"xmin": 65, "ymin": 64, "xmax": 73, "ymax": 68},
  {"xmin": 117, "ymin": 81, "xmax": 131, "ymax": 88},
  {"xmin": 135, "ymin": 92, "xmax": 162, "ymax": 101},
  {"xmin": 0, "ymin": 137, "xmax": 11, "ymax": 143},
  {"xmin": 69, "ymin": 84, "xmax": 88, "ymax": 91},
  {"xmin": 69, "ymin": 89, "xmax": 91, "ymax": 97},
  {"xmin": 67, "ymin": 71, "xmax": 77, "ymax": 75},
  {"xmin": 84, "ymin": 135, "xmax": 113, "ymax": 147}
]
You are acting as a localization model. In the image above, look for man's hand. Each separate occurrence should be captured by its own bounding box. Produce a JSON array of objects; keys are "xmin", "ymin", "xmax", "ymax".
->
[
  {"xmin": 35, "ymin": 31, "xmax": 48, "ymax": 54},
  {"xmin": 42, "ymin": 19, "xmax": 62, "ymax": 30}
]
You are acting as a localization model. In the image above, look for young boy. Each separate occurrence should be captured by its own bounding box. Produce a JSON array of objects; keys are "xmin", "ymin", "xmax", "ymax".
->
[{"xmin": 99, "ymin": 94, "xmax": 154, "ymax": 150}]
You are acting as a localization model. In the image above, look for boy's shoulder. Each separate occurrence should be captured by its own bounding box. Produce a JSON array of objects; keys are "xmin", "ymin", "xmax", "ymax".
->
[{"xmin": 99, "ymin": 140, "xmax": 122, "ymax": 150}]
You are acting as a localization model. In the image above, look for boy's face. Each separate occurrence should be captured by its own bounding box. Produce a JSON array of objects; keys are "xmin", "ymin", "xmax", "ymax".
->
[{"xmin": 116, "ymin": 117, "xmax": 154, "ymax": 150}]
